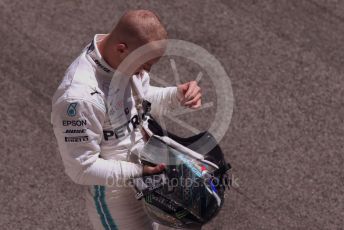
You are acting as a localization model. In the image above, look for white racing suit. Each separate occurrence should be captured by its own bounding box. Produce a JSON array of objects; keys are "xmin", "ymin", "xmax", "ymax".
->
[{"xmin": 51, "ymin": 34, "xmax": 180, "ymax": 230}]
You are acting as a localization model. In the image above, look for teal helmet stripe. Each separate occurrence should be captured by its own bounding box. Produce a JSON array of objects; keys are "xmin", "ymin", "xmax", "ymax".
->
[{"xmin": 93, "ymin": 185, "xmax": 119, "ymax": 230}]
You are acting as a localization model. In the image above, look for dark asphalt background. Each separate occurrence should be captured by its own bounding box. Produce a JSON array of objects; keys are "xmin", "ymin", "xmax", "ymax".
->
[{"xmin": 1, "ymin": 0, "xmax": 343, "ymax": 229}]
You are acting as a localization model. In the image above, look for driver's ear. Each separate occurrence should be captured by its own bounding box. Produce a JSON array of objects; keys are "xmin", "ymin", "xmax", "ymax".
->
[{"xmin": 116, "ymin": 43, "xmax": 128, "ymax": 54}]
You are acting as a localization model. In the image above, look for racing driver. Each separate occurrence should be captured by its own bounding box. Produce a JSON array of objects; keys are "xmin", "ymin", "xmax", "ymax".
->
[{"xmin": 51, "ymin": 10, "xmax": 202, "ymax": 230}]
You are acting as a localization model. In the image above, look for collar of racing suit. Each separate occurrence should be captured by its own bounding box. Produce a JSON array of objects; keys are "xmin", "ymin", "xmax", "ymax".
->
[
  {"xmin": 86, "ymin": 34, "xmax": 116, "ymax": 76},
  {"xmin": 86, "ymin": 34, "xmax": 146, "ymax": 79}
]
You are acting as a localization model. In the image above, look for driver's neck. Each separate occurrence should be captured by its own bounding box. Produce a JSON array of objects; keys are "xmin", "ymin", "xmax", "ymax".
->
[{"xmin": 97, "ymin": 35, "xmax": 120, "ymax": 70}]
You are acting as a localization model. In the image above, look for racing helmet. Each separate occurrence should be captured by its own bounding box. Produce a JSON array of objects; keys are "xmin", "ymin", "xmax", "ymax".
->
[{"xmin": 132, "ymin": 118, "xmax": 231, "ymax": 229}]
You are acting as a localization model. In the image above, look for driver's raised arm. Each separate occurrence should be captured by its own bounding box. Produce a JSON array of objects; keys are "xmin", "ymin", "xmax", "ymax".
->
[
  {"xmin": 142, "ymin": 72, "xmax": 202, "ymax": 116},
  {"xmin": 142, "ymin": 73, "xmax": 181, "ymax": 117}
]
